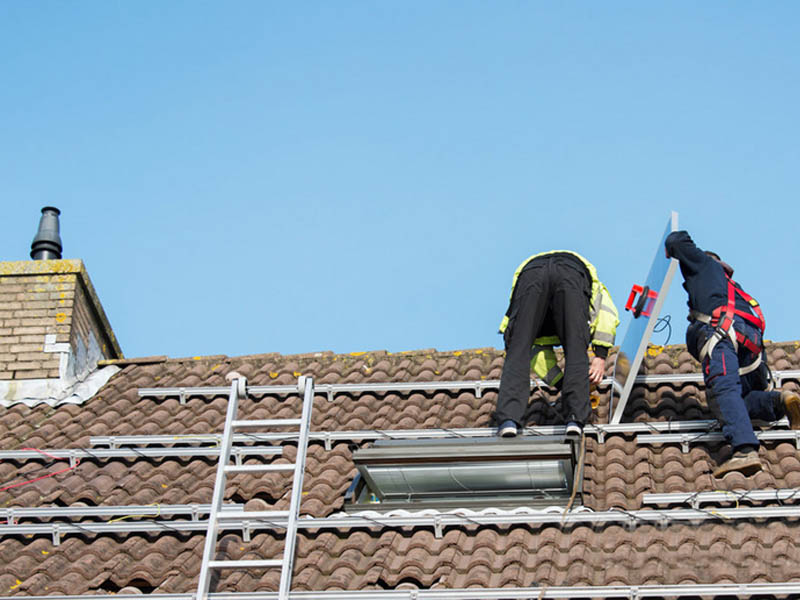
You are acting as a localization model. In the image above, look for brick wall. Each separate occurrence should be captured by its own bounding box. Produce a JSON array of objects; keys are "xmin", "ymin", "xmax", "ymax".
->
[{"xmin": 0, "ymin": 260, "xmax": 122, "ymax": 380}]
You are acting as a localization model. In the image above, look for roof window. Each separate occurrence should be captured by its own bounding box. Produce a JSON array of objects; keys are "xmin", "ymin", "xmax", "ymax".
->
[{"xmin": 346, "ymin": 436, "xmax": 582, "ymax": 512}]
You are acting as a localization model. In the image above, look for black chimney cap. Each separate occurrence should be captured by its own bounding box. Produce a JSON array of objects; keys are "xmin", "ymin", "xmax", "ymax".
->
[{"xmin": 30, "ymin": 206, "xmax": 63, "ymax": 260}]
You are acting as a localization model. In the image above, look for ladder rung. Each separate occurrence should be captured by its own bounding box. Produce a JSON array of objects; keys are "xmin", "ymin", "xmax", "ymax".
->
[
  {"xmin": 223, "ymin": 464, "xmax": 295, "ymax": 473},
  {"xmin": 216, "ymin": 510, "xmax": 290, "ymax": 520},
  {"xmin": 232, "ymin": 419, "xmax": 302, "ymax": 428},
  {"xmin": 208, "ymin": 559, "xmax": 283, "ymax": 569}
]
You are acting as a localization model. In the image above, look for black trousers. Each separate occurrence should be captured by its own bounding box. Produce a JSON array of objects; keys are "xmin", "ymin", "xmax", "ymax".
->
[{"xmin": 494, "ymin": 254, "xmax": 592, "ymax": 427}]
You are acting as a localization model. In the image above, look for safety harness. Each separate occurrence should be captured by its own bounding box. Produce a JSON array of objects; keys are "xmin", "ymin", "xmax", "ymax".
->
[{"xmin": 689, "ymin": 274, "xmax": 766, "ymax": 376}]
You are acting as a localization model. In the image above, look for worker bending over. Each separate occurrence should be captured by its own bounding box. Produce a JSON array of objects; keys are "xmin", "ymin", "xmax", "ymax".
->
[
  {"xmin": 494, "ymin": 251, "xmax": 619, "ymax": 437},
  {"xmin": 665, "ymin": 230, "xmax": 800, "ymax": 477}
]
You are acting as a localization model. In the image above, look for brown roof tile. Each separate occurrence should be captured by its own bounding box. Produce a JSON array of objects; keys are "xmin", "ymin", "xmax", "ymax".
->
[{"xmin": 4, "ymin": 345, "xmax": 800, "ymax": 594}]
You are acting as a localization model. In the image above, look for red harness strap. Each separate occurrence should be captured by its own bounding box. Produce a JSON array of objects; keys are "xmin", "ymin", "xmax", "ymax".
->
[{"xmin": 709, "ymin": 276, "xmax": 766, "ymax": 355}]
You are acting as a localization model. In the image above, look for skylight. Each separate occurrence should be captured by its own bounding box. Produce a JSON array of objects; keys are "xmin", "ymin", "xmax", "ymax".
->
[{"xmin": 346, "ymin": 436, "xmax": 581, "ymax": 512}]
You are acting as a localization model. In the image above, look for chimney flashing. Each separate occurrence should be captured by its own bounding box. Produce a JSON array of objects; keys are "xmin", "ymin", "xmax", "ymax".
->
[{"xmin": 0, "ymin": 365, "xmax": 121, "ymax": 408}]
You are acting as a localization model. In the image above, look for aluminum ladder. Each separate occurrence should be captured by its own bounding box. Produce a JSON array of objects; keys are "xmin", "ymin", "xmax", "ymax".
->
[{"xmin": 196, "ymin": 374, "xmax": 314, "ymax": 600}]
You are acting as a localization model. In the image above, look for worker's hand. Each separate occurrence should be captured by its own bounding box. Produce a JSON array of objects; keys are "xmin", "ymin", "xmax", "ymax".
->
[{"xmin": 588, "ymin": 356, "xmax": 606, "ymax": 384}]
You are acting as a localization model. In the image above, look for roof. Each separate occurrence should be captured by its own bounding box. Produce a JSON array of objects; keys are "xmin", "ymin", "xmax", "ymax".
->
[{"xmin": 2, "ymin": 343, "xmax": 800, "ymax": 596}]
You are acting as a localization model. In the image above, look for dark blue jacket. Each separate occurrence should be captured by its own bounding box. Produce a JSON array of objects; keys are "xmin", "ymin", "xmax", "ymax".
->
[{"xmin": 665, "ymin": 229, "xmax": 757, "ymax": 327}]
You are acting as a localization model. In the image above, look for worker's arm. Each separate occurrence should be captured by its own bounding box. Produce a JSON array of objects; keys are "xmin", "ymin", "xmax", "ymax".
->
[
  {"xmin": 664, "ymin": 230, "xmax": 709, "ymax": 275},
  {"xmin": 588, "ymin": 283, "xmax": 618, "ymax": 384},
  {"xmin": 589, "ymin": 284, "xmax": 618, "ymax": 356}
]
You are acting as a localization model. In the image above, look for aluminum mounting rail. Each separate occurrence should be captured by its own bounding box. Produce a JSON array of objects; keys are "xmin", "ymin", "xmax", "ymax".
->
[
  {"xmin": 285, "ymin": 504, "xmax": 800, "ymax": 536},
  {"xmin": 0, "ymin": 445, "xmax": 282, "ymax": 467},
  {"xmin": 136, "ymin": 369, "xmax": 800, "ymax": 404},
  {"xmin": 6, "ymin": 583, "xmax": 800, "ymax": 600},
  {"xmin": 0, "ymin": 517, "xmax": 209, "ymax": 545},
  {"xmin": 136, "ymin": 369, "xmax": 789, "ymax": 404},
  {"xmin": 6, "ymin": 505, "xmax": 800, "ymax": 545},
  {"xmin": 775, "ymin": 368, "xmax": 800, "ymax": 386},
  {"xmin": 643, "ymin": 488, "xmax": 800, "ymax": 509},
  {"xmin": 0, "ymin": 503, "xmax": 243, "ymax": 524},
  {"xmin": 637, "ymin": 428, "xmax": 800, "ymax": 453},
  {"xmin": 91, "ymin": 420, "xmax": 720, "ymax": 450},
  {"xmin": 138, "ymin": 380, "xmax": 505, "ymax": 404}
]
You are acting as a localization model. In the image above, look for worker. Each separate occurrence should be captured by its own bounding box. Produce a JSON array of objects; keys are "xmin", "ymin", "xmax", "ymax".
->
[
  {"xmin": 494, "ymin": 251, "xmax": 619, "ymax": 437},
  {"xmin": 665, "ymin": 230, "xmax": 800, "ymax": 477}
]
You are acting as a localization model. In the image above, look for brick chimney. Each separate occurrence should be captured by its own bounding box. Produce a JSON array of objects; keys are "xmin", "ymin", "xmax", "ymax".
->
[{"xmin": 0, "ymin": 208, "xmax": 123, "ymax": 406}]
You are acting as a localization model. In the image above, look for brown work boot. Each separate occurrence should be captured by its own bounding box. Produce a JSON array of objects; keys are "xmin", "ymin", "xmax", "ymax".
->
[
  {"xmin": 782, "ymin": 390, "xmax": 800, "ymax": 429},
  {"xmin": 713, "ymin": 448, "xmax": 762, "ymax": 478}
]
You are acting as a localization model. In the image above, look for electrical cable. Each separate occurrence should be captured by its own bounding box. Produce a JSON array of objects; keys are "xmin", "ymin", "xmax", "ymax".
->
[
  {"xmin": 653, "ymin": 314, "xmax": 673, "ymax": 346},
  {"xmin": 0, "ymin": 448, "xmax": 81, "ymax": 493},
  {"xmin": 561, "ymin": 434, "xmax": 586, "ymax": 524},
  {"xmin": 108, "ymin": 503, "xmax": 162, "ymax": 524},
  {"xmin": 538, "ymin": 434, "xmax": 590, "ymax": 600},
  {"xmin": 440, "ymin": 428, "xmax": 467, "ymax": 438}
]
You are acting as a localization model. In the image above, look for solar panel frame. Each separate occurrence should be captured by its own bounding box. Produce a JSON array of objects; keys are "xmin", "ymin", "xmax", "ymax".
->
[{"xmin": 608, "ymin": 211, "xmax": 679, "ymax": 424}]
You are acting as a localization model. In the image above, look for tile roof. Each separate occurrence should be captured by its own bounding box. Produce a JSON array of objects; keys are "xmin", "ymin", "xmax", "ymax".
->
[{"xmin": 2, "ymin": 344, "xmax": 800, "ymax": 595}]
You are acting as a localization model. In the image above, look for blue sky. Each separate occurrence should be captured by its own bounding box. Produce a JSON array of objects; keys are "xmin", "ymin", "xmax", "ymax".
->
[{"xmin": 2, "ymin": 2, "xmax": 799, "ymax": 359}]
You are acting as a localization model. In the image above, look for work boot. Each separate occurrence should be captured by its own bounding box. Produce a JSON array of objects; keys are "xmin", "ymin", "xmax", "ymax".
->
[
  {"xmin": 498, "ymin": 420, "xmax": 518, "ymax": 438},
  {"xmin": 713, "ymin": 447, "xmax": 762, "ymax": 478},
  {"xmin": 782, "ymin": 390, "xmax": 800, "ymax": 429},
  {"xmin": 565, "ymin": 421, "xmax": 583, "ymax": 438}
]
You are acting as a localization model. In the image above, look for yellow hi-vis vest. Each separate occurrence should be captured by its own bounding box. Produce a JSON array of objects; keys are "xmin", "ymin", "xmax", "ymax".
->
[{"xmin": 498, "ymin": 250, "xmax": 620, "ymax": 386}]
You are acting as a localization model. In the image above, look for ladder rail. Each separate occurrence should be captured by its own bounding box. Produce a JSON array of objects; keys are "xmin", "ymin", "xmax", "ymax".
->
[
  {"xmin": 196, "ymin": 376, "xmax": 313, "ymax": 600},
  {"xmin": 278, "ymin": 377, "xmax": 314, "ymax": 600},
  {"xmin": 196, "ymin": 380, "xmax": 241, "ymax": 598}
]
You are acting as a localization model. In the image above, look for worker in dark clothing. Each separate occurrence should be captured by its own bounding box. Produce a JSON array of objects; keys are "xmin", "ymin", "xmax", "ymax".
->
[
  {"xmin": 494, "ymin": 251, "xmax": 619, "ymax": 437},
  {"xmin": 665, "ymin": 230, "xmax": 800, "ymax": 477}
]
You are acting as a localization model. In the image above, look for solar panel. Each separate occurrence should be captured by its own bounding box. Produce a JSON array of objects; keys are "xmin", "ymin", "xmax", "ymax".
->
[{"xmin": 608, "ymin": 212, "xmax": 679, "ymax": 424}]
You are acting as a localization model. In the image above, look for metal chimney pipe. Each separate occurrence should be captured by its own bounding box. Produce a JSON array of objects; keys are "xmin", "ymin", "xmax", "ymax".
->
[{"xmin": 30, "ymin": 206, "xmax": 63, "ymax": 260}]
